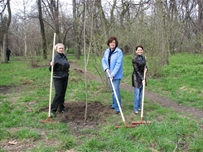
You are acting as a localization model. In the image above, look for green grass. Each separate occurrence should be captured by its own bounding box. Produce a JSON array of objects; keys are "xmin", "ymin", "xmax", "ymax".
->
[
  {"xmin": 146, "ymin": 53, "xmax": 203, "ymax": 109},
  {"xmin": 0, "ymin": 54, "xmax": 203, "ymax": 151}
]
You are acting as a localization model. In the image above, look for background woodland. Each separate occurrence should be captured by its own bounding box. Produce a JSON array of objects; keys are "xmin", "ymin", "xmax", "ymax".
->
[{"xmin": 0, "ymin": 0, "xmax": 203, "ymax": 76}]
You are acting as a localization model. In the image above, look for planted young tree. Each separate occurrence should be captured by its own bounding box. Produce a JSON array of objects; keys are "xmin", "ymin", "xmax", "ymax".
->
[{"xmin": 83, "ymin": 0, "xmax": 96, "ymax": 123}]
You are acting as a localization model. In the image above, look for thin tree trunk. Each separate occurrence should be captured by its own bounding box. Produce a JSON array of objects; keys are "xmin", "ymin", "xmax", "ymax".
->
[
  {"xmin": 2, "ymin": 33, "xmax": 8, "ymax": 63},
  {"xmin": 1, "ymin": 0, "xmax": 11, "ymax": 63},
  {"xmin": 38, "ymin": 0, "xmax": 47, "ymax": 59},
  {"xmin": 197, "ymin": 0, "xmax": 203, "ymax": 55},
  {"xmin": 96, "ymin": 0, "xmax": 108, "ymax": 39},
  {"xmin": 72, "ymin": 0, "xmax": 80, "ymax": 59}
]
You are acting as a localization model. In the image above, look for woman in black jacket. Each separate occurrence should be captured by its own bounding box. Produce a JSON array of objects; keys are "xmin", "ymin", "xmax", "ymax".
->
[
  {"xmin": 132, "ymin": 45, "xmax": 147, "ymax": 114},
  {"xmin": 50, "ymin": 43, "xmax": 70, "ymax": 117}
]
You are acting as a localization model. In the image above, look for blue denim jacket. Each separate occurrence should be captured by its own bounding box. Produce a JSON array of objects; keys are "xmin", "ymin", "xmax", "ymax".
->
[{"xmin": 101, "ymin": 47, "xmax": 123, "ymax": 79}]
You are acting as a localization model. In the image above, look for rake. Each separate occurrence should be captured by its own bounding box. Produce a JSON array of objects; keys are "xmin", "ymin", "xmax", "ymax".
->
[
  {"xmin": 107, "ymin": 72, "xmax": 136, "ymax": 128},
  {"xmin": 40, "ymin": 33, "xmax": 56, "ymax": 123},
  {"xmin": 131, "ymin": 68, "xmax": 151, "ymax": 125}
]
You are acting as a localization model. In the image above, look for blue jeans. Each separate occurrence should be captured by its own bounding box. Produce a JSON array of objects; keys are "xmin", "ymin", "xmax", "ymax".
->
[
  {"xmin": 109, "ymin": 79, "xmax": 121, "ymax": 112},
  {"xmin": 134, "ymin": 87, "xmax": 143, "ymax": 112}
]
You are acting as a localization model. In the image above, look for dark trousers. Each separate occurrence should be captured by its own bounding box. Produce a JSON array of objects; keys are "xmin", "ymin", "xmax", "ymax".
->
[
  {"xmin": 6, "ymin": 54, "xmax": 10, "ymax": 61},
  {"xmin": 51, "ymin": 77, "xmax": 68, "ymax": 112}
]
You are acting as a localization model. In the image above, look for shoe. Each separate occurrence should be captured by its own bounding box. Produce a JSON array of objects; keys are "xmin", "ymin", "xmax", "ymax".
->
[
  {"xmin": 138, "ymin": 108, "xmax": 141, "ymax": 111},
  {"xmin": 134, "ymin": 111, "xmax": 138, "ymax": 114},
  {"xmin": 51, "ymin": 112, "xmax": 56, "ymax": 118},
  {"xmin": 59, "ymin": 110, "xmax": 65, "ymax": 113},
  {"xmin": 115, "ymin": 111, "xmax": 120, "ymax": 114}
]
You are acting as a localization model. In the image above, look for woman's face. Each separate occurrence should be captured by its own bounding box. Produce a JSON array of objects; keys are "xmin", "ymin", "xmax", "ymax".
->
[
  {"xmin": 109, "ymin": 40, "xmax": 116, "ymax": 50},
  {"xmin": 136, "ymin": 47, "xmax": 143, "ymax": 55},
  {"xmin": 56, "ymin": 44, "xmax": 64, "ymax": 54}
]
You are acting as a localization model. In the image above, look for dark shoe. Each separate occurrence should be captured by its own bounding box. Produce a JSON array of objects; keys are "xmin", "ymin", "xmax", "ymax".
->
[
  {"xmin": 51, "ymin": 112, "xmax": 56, "ymax": 118},
  {"xmin": 115, "ymin": 111, "xmax": 120, "ymax": 114},
  {"xmin": 110, "ymin": 105, "xmax": 115, "ymax": 109},
  {"xmin": 59, "ymin": 110, "xmax": 65, "ymax": 114}
]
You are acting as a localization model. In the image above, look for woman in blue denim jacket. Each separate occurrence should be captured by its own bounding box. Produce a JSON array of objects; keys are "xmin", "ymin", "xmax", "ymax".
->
[{"xmin": 102, "ymin": 36, "xmax": 123, "ymax": 114}]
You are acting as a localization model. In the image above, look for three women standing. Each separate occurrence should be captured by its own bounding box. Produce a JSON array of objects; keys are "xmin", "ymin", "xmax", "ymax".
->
[{"xmin": 49, "ymin": 40, "xmax": 145, "ymax": 117}]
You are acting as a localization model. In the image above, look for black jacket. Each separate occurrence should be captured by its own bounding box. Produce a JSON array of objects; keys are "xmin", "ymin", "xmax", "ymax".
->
[
  {"xmin": 49, "ymin": 52, "xmax": 70, "ymax": 78},
  {"xmin": 132, "ymin": 55, "xmax": 147, "ymax": 88}
]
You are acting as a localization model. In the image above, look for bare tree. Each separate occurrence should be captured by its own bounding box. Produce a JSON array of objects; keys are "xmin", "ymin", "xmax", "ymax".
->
[
  {"xmin": 38, "ymin": 0, "xmax": 47, "ymax": 59},
  {"xmin": 95, "ymin": 0, "xmax": 108, "ymax": 39},
  {"xmin": 72, "ymin": 0, "xmax": 91, "ymax": 60},
  {"xmin": 72, "ymin": 0, "xmax": 81, "ymax": 59},
  {"xmin": 197, "ymin": 0, "xmax": 203, "ymax": 54},
  {"xmin": 1, "ymin": 0, "xmax": 11, "ymax": 63},
  {"xmin": 42, "ymin": 0, "xmax": 61, "ymax": 41}
]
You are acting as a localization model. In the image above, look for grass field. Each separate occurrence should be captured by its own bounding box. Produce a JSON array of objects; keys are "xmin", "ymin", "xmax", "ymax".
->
[{"xmin": 0, "ymin": 53, "xmax": 203, "ymax": 152}]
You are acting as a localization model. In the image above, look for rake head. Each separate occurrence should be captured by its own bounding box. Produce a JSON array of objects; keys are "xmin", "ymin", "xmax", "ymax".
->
[
  {"xmin": 115, "ymin": 124, "xmax": 137, "ymax": 129},
  {"xmin": 131, "ymin": 120, "xmax": 151, "ymax": 125},
  {"xmin": 40, "ymin": 117, "xmax": 55, "ymax": 123}
]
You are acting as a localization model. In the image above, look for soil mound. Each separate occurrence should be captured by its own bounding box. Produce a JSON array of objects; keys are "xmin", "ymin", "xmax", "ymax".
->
[{"xmin": 40, "ymin": 101, "xmax": 114, "ymax": 128}]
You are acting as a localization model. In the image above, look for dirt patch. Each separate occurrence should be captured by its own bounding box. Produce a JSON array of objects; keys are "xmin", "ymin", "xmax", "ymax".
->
[
  {"xmin": 40, "ymin": 101, "xmax": 114, "ymax": 132},
  {"xmin": 0, "ymin": 85, "xmax": 16, "ymax": 95}
]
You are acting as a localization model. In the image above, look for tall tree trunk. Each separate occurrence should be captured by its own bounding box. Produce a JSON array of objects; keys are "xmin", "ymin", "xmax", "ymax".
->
[
  {"xmin": 96, "ymin": 0, "xmax": 108, "ymax": 39},
  {"xmin": 72, "ymin": 0, "xmax": 80, "ymax": 59},
  {"xmin": 197, "ymin": 0, "xmax": 203, "ymax": 54},
  {"xmin": 2, "ymin": 33, "xmax": 8, "ymax": 63},
  {"xmin": 110, "ymin": 0, "xmax": 117, "ymax": 24},
  {"xmin": 22, "ymin": 0, "xmax": 28, "ymax": 58},
  {"xmin": 1, "ymin": 0, "xmax": 11, "ymax": 63},
  {"xmin": 51, "ymin": 0, "xmax": 60, "ymax": 42},
  {"xmin": 157, "ymin": 0, "xmax": 166, "ymax": 58},
  {"xmin": 38, "ymin": 0, "xmax": 47, "ymax": 59}
]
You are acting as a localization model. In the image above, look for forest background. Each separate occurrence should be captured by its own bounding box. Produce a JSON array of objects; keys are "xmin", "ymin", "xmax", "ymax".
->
[{"xmin": 0, "ymin": 0, "xmax": 202, "ymax": 77}]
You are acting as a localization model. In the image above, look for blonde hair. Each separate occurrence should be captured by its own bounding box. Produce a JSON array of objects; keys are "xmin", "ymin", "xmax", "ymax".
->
[{"xmin": 54, "ymin": 43, "xmax": 64, "ymax": 50}]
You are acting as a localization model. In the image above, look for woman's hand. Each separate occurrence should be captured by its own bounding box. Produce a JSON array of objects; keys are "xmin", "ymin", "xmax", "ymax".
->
[
  {"xmin": 142, "ymin": 79, "xmax": 145, "ymax": 85},
  {"xmin": 106, "ymin": 69, "xmax": 113, "ymax": 80},
  {"xmin": 50, "ymin": 61, "xmax": 54, "ymax": 66}
]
